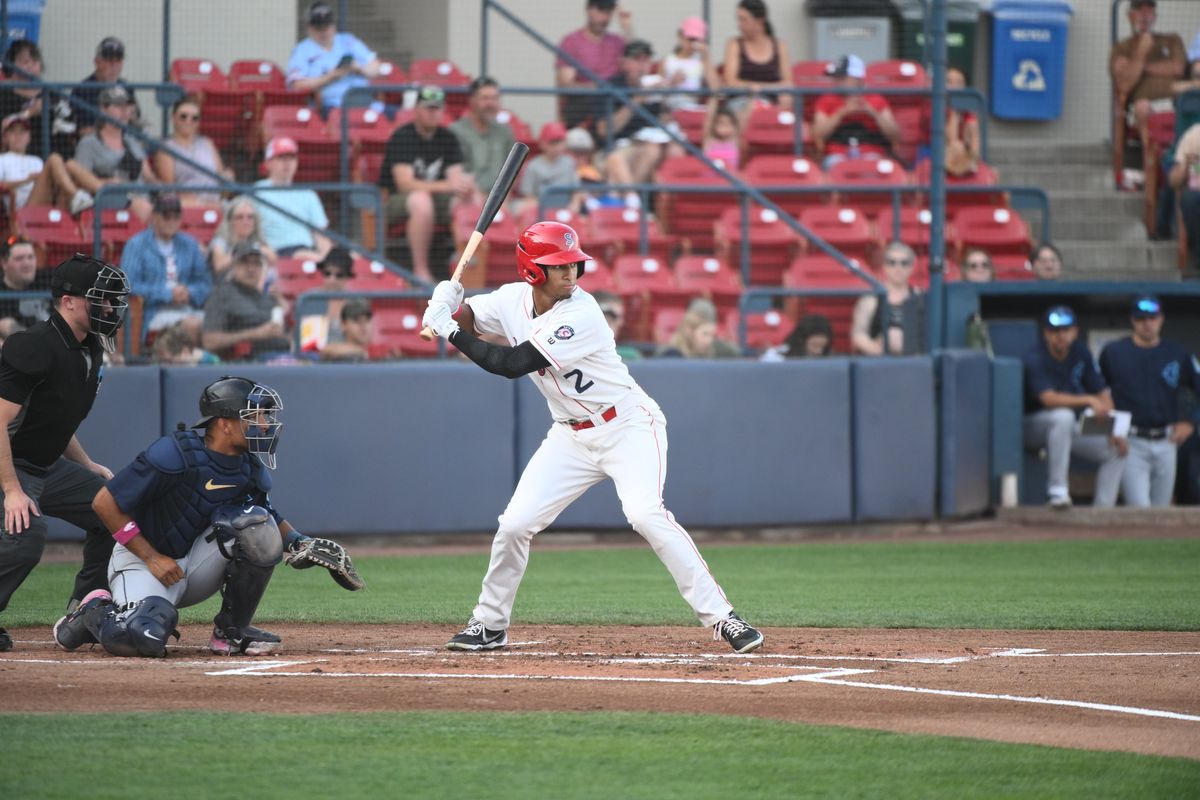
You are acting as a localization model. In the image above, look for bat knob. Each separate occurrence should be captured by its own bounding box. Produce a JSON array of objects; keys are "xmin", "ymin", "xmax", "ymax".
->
[{"xmin": 419, "ymin": 327, "xmax": 436, "ymax": 342}]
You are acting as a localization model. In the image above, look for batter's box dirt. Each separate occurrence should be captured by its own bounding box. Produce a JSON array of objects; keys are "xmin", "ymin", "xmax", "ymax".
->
[{"xmin": 2, "ymin": 624, "xmax": 1199, "ymax": 760}]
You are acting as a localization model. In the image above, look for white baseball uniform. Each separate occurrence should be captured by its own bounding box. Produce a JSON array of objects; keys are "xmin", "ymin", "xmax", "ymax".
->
[{"xmin": 464, "ymin": 282, "xmax": 735, "ymax": 630}]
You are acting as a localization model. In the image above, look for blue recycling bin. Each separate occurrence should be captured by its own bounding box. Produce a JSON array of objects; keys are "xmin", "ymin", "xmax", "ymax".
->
[
  {"xmin": 4, "ymin": 0, "xmax": 46, "ymax": 44},
  {"xmin": 989, "ymin": 0, "xmax": 1073, "ymax": 120}
]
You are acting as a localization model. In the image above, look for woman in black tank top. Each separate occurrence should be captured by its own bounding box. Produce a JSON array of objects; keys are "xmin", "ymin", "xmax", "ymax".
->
[
  {"xmin": 721, "ymin": 0, "xmax": 794, "ymax": 111},
  {"xmin": 851, "ymin": 242, "xmax": 922, "ymax": 356}
]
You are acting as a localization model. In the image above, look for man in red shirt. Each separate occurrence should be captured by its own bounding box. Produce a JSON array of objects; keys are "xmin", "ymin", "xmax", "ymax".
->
[
  {"xmin": 556, "ymin": 0, "xmax": 635, "ymax": 131},
  {"xmin": 812, "ymin": 54, "xmax": 900, "ymax": 170}
]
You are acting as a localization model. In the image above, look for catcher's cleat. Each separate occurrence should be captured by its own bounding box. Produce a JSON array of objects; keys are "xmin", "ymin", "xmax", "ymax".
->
[
  {"xmin": 446, "ymin": 618, "xmax": 508, "ymax": 651},
  {"xmin": 210, "ymin": 625, "xmax": 282, "ymax": 656},
  {"xmin": 714, "ymin": 611, "xmax": 764, "ymax": 654},
  {"xmin": 53, "ymin": 589, "xmax": 114, "ymax": 651}
]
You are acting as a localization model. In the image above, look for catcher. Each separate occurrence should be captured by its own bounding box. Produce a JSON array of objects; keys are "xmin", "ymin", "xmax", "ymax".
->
[{"xmin": 51, "ymin": 376, "xmax": 362, "ymax": 658}]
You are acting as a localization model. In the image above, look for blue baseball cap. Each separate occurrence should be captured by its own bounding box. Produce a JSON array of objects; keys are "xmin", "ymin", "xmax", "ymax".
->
[
  {"xmin": 1043, "ymin": 305, "xmax": 1076, "ymax": 329},
  {"xmin": 1131, "ymin": 295, "xmax": 1162, "ymax": 317}
]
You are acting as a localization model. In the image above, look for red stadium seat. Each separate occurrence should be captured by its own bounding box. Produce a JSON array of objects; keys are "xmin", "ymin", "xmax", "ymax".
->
[
  {"xmin": 17, "ymin": 205, "xmax": 87, "ymax": 266},
  {"xmin": 825, "ymin": 157, "xmax": 911, "ymax": 220},
  {"xmin": 798, "ymin": 206, "xmax": 874, "ymax": 263},
  {"xmin": 372, "ymin": 304, "xmax": 441, "ymax": 357},
  {"xmin": 585, "ymin": 207, "xmax": 681, "ymax": 264},
  {"xmin": 742, "ymin": 155, "xmax": 828, "ymax": 218},
  {"xmin": 655, "ymin": 156, "xmax": 742, "ymax": 252},
  {"xmin": 78, "ymin": 207, "xmax": 146, "ymax": 263},
  {"xmin": 791, "ymin": 60, "xmax": 836, "ymax": 123},
  {"xmin": 179, "ymin": 206, "xmax": 221, "ymax": 246},
  {"xmin": 784, "ymin": 254, "xmax": 870, "ymax": 289},
  {"xmin": 370, "ymin": 61, "xmax": 408, "ymax": 107},
  {"xmin": 714, "ymin": 205, "xmax": 800, "ymax": 285},
  {"xmin": 451, "ymin": 201, "xmax": 520, "ymax": 286},
  {"xmin": 326, "ymin": 107, "xmax": 393, "ymax": 158},
  {"xmin": 230, "ymin": 59, "xmax": 310, "ymax": 109},
  {"xmin": 169, "ymin": 58, "xmax": 250, "ymax": 153},
  {"xmin": 865, "ymin": 60, "xmax": 929, "ymax": 112},
  {"xmin": 670, "ymin": 107, "xmax": 707, "ymax": 145},
  {"xmin": 674, "ymin": 255, "xmax": 743, "ymax": 314},
  {"xmin": 407, "ymin": 59, "xmax": 471, "ymax": 117},
  {"xmin": 873, "ymin": 206, "xmax": 959, "ymax": 257},
  {"xmin": 274, "ymin": 257, "xmax": 324, "ymax": 301},
  {"xmin": 912, "ymin": 160, "xmax": 1004, "ymax": 213},
  {"xmin": 496, "ymin": 108, "xmax": 535, "ymax": 151},
  {"xmin": 262, "ymin": 106, "xmax": 338, "ymax": 183},
  {"xmin": 612, "ymin": 254, "xmax": 689, "ymax": 341},
  {"xmin": 953, "ymin": 206, "xmax": 1032, "ymax": 261},
  {"xmin": 169, "ymin": 57, "xmax": 228, "ymax": 95},
  {"xmin": 781, "ymin": 258, "xmax": 864, "ymax": 353},
  {"xmin": 515, "ymin": 205, "xmax": 584, "ymax": 231},
  {"xmin": 990, "ymin": 252, "xmax": 1036, "ymax": 281},
  {"xmin": 579, "ymin": 256, "xmax": 618, "ymax": 294},
  {"xmin": 744, "ymin": 105, "xmax": 803, "ymax": 158},
  {"xmin": 739, "ymin": 309, "xmax": 792, "ymax": 350}
]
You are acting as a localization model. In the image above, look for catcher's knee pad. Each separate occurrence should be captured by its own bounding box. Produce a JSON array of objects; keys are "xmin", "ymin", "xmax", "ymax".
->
[
  {"xmin": 99, "ymin": 596, "xmax": 179, "ymax": 658},
  {"xmin": 207, "ymin": 504, "xmax": 283, "ymax": 568}
]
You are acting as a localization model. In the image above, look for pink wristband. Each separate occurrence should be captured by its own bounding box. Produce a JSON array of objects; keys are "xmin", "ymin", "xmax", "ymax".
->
[{"xmin": 113, "ymin": 520, "xmax": 141, "ymax": 546}]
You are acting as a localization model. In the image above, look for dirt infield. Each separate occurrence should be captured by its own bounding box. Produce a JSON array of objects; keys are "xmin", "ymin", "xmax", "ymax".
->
[{"xmin": 2, "ymin": 624, "xmax": 1197, "ymax": 760}]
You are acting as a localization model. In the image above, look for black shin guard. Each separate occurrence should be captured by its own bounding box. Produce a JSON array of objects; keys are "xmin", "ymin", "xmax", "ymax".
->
[
  {"xmin": 98, "ymin": 596, "xmax": 179, "ymax": 658},
  {"xmin": 212, "ymin": 556, "xmax": 276, "ymax": 645}
]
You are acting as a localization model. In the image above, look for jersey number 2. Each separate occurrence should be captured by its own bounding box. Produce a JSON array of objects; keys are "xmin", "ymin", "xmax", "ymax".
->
[{"xmin": 564, "ymin": 369, "xmax": 594, "ymax": 394}]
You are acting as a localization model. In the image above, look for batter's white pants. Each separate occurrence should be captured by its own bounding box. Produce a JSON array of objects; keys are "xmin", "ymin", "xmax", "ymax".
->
[
  {"xmin": 1121, "ymin": 436, "xmax": 1177, "ymax": 507},
  {"xmin": 473, "ymin": 401, "xmax": 734, "ymax": 630},
  {"xmin": 1023, "ymin": 408, "xmax": 1125, "ymax": 506},
  {"xmin": 108, "ymin": 534, "xmax": 228, "ymax": 610}
]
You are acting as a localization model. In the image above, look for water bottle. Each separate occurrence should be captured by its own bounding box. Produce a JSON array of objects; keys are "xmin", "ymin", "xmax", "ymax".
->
[{"xmin": 848, "ymin": 137, "xmax": 861, "ymax": 160}]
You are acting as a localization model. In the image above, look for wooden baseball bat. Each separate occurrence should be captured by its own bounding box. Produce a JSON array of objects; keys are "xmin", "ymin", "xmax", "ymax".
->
[{"xmin": 420, "ymin": 141, "xmax": 530, "ymax": 340}]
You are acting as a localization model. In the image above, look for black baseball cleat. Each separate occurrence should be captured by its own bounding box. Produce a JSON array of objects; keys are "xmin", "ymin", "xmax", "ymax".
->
[
  {"xmin": 53, "ymin": 589, "xmax": 115, "ymax": 651},
  {"xmin": 446, "ymin": 618, "xmax": 508, "ymax": 651},
  {"xmin": 714, "ymin": 611, "xmax": 764, "ymax": 654},
  {"xmin": 0, "ymin": 627, "xmax": 11, "ymax": 652},
  {"xmin": 210, "ymin": 625, "xmax": 281, "ymax": 656}
]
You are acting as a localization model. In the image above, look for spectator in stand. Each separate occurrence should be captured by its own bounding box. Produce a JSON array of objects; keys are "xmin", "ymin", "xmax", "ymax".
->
[
  {"xmin": 209, "ymin": 195, "xmax": 278, "ymax": 279},
  {"xmin": 1029, "ymin": 242, "xmax": 1063, "ymax": 281},
  {"xmin": 944, "ymin": 67, "xmax": 980, "ymax": 176},
  {"xmin": 557, "ymin": 0, "xmax": 635, "ymax": 131},
  {"xmin": 151, "ymin": 321, "xmax": 220, "ymax": 365},
  {"xmin": 657, "ymin": 297, "xmax": 740, "ymax": 358},
  {"xmin": 663, "ymin": 16, "xmax": 718, "ymax": 112},
  {"xmin": 202, "ymin": 241, "xmax": 291, "ymax": 360},
  {"xmin": 287, "ymin": 2, "xmax": 383, "ymax": 112},
  {"xmin": 66, "ymin": 86, "xmax": 153, "ymax": 222},
  {"xmin": 254, "ymin": 136, "xmax": 331, "ymax": 260},
  {"xmin": 450, "ymin": 77, "xmax": 515, "ymax": 201},
  {"xmin": 378, "ymin": 85, "xmax": 471, "ymax": 283},
  {"xmin": 720, "ymin": 0, "xmax": 794, "ymax": 118},
  {"xmin": 1022, "ymin": 305, "xmax": 1125, "ymax": 509},
  {"xmin": 152, "ymin": 97, "xmax": 233, "ymax": 208},
  {"xmin": 71, "ymin": 36, "xmax": 141, "ymax": 139},
  {"xmin": 961, "ymin": 247, "xmax": 994, "ymax": 283},
  {"xmin": 518, "ymin": 122, "xmax": 578, "ymax": 213},
  {"xmin": 784, "ymin": 314, "xmax": 833, "ymax": 358},
  {"xmin": 1110, "ymin": 0, "xmax": 1186, "ymax": 186},
  {"xmin": 1099, "ymin": 295, "xmax": 1200, "ymax": 507},
  {"xmin": 592, "ymin": 290, "xmax": 640, "ymax": 362},
  {"xmin": 0, "ymin": 114, "xmax": 91, "ymax": 215},
  {"xmin": 851, "ymin": 242, "xmax": 922, "ymax": 356},
  {"xmin": 120, "ymin": 193, "xmax": 210, "ymax": 341},
  {"xmin": 596, "ymin": 39, "xmax": 669, "ymax": 208},
  {"xmin": 319, "ymin": 298, "xmax": 374, "ymax": 362},
  {"xmin": 298, "ymin": 246, "xmax": 356, "ymax": 355},
  {"xmin": 702, "ymin": 100, "xmax": 743, "ymax": 170},
  {"xmin": 813, "ymin": 54, "xmax": 900, "ymax": 171},
  {"xmin": 0, "ymin": 237, "xmax": 50, "ymax": 336},
  {"xmin": 565, "ymin": 126, "xmax": 607, "ymax": 212},
  {"xmin": 0, "ymin": 40, "xmax": 74, "ymax": 160},
  {"xmin": 1168, "ymin": 121, "xmax": 1200, "ymax": 270}
]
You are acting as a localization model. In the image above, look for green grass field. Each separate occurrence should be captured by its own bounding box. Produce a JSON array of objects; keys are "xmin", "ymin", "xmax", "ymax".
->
[{"xmin": 3, "ymin": 536, "xmax": 1198, "ymax": 798}]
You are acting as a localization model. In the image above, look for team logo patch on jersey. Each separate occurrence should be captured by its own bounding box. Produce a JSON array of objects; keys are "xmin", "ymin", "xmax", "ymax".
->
[{"xmin": 554, "ymin": 325, "xmax": 575, "ymax": 340}]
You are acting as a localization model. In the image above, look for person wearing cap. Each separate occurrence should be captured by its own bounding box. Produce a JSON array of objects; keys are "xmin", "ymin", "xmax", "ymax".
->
[
  {"xmin": 1021, "ymin": 306, "xmax": 1126, "ymax": 509},
  {"xmin": 287, "ymin": 1, "xmax": 382, "ymax": 111},
  {"xmin": 254, "ymin": 136, "xmax": 332, "ymax": 261},
  {"xmin": 720, "ymin": 0, "xmax": 793, "ymax": 118},
  {"xmin": 0, "ymin": 39, "xmax": 75, "ymax": 161},
  {"xmin": 662, "ymin": 16, "xmax": 718, "ymax": 113},
  {"xmin": 202, "ymin": 241, "xmax": 292, "ymax": 360},
  {"xmin": 298, "ymin": 246, "xmax": 357, "ymax": 355},
  {"xmin": 1110, "ymin": 0, "xmax": 1186, "ymax": 175},
  {"xmin": 0, "ymin": 237, "xmax": 50, "ymax": 337},
  {"xmin": 517, "ymin": 121, "xmax": 578, "ymax": 213},
  {"xmin": 557, "ymin": 0, "xmax": 635, "ymax": 130},
  {"xmin": 594, "ymin": 39, "xmax": 672, "ymax": 207},
  {"xmin": 70, "ymin": 36, "xmax": 141, "ymax": 138},
  {"xmin": 0, "ymin": 112, "xmax": 92, "ymax": 216},
  {"xmin": 319, "ymin": 298, "xmax": 374, "ymax": 362},
  {"xmin": 1099, "ymin": 296, "xmax": 1200, "ymax": 506},
  {"xmin": 1167, "ymin": 120, "xmax": 1200, "ymax": 270},
  {"xmin": 120, "ymin": 193, "xmax": 211, "ymax": 342},
  {"xmin": 0, "ymin": 254, "xmax": 131, "ymax": 651},
  {"xmin": 378, "ymin": 84, "xmax": 470, "ymax": 283},
  {"xmin": 812, "ymin": 53, "xmax": 900, "ymax": 170},
  {"xmin": 450, "ymin": 76, "xmax": 515, "ymax": 200},
  {"xmin": 66, "ymin": 84, "xmax": 152, "ymax": 222}
]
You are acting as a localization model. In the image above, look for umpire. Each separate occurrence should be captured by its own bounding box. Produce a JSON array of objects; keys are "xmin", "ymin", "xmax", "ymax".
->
[
  {"xmin": 1099, "ymin": 295, "xmax": 1200, "ymax": 506},
  {"xmin": 0, "ymin": 254, "xmax": 130, "ymax": 651}
]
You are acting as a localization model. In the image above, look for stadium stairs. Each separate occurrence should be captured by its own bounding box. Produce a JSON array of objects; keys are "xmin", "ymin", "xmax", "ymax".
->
[{"xmin": 988, "ymin": 140, "xmax": 1181, "ymax": 281}]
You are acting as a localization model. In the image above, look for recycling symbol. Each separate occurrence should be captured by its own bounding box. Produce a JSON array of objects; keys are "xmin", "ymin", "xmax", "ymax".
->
[{"xmin": 1012, "ymin": 59, "xmax": 1046, "ymax": 92}]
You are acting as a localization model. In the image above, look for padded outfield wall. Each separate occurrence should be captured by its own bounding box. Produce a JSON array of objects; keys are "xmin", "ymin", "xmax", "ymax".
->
[{"xmin": 48, "ymin": 352, "xmax": 997, "ymax": 538}]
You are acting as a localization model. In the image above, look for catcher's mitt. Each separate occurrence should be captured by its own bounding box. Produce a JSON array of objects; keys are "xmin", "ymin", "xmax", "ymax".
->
[{"xmin": 285, "ymin": 537, "xmax": 365, "ymax": 591}]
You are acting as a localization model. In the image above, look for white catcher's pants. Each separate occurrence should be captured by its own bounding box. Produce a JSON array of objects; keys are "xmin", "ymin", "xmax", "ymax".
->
[
  {"xmin": 473, "ymin": 398, "xmax": 734, "ymax": 630},
  {"xmin": 108, "ymin": 534, "xmax": 227, "ymax": 610}
]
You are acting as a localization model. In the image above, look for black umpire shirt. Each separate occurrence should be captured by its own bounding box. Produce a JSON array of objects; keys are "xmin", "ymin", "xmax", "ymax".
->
[{"xmin": 0, "ymin": 309, "xmax": 104, "ymax": 468}]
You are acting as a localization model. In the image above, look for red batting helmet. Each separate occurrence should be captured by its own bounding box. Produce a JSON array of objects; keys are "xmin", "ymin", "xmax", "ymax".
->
[{"xmin": 516, "ymin": 221, "xmax": 592, "ymax": 286}]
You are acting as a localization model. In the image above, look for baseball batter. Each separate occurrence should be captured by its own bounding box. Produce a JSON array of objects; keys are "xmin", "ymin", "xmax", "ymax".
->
[{"xmin": 421, "ymin": 221, "xmax": 763, "ymax": 654}]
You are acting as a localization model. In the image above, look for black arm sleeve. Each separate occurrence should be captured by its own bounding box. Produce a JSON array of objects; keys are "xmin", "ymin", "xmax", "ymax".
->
[{"xmin": 449, "ymin": 328, "xmax": 551, "ymax": 379}]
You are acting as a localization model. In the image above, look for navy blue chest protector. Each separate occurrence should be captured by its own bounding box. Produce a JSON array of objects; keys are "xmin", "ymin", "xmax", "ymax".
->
[{"xmin": 141, "ymin": 429, "xmax": 263, "ymax": 558}]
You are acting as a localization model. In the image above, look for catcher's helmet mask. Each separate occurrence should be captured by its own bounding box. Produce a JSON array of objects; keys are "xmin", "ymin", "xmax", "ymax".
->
[
  {"xmin": 516, "ymin": 221, "xmax": 593, "ymax": 286},
  {"xmin": 193, "ymin": 376, "xmax": 284, "ymax": 469}
]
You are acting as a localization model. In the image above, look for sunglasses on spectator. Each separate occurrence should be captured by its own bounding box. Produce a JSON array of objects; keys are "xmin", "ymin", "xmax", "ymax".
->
[
  {"xmin": 884, "ymin": 257, "xmax": 913, "ymax": 267},
  {"xmin": 965, "ymin": 260, "xmax": 990, "ymax": 269},
  {"xmin": 231, "ymin": 212, "xmax": 256, "ymax": 220},
  {"xmin": 176, "ymin": 112, "xmax": 201, "ymax": 121}
]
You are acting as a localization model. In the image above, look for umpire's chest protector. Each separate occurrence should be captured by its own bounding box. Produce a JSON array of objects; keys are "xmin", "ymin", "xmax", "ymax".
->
[{"xmin": 141, "ymin": 430, "xmax": 268, "ymax": 558}]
